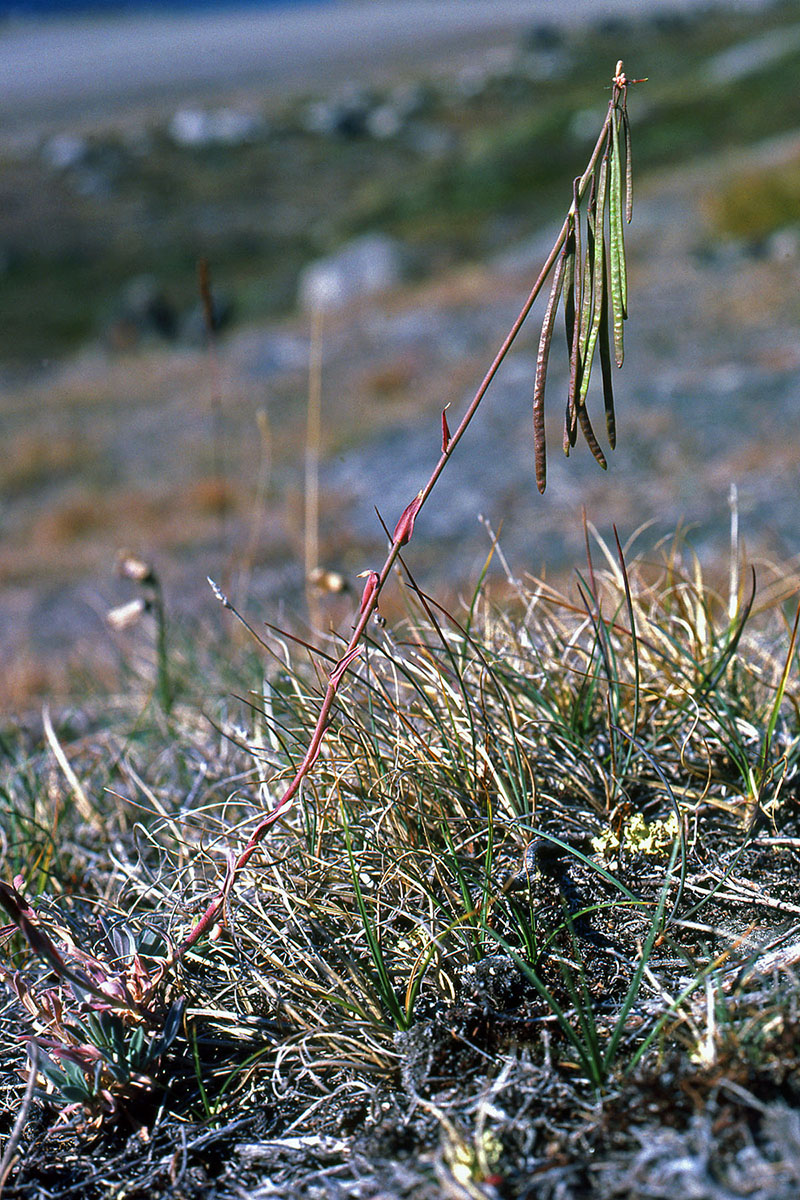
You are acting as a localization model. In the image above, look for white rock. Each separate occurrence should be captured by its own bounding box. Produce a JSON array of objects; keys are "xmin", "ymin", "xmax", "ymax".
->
[
  {"xmin": 767, "ymin": 227, "xmax": 800, "ymax": 261},
  {"xmin": 168, "ymin": 107, "xmax": 260, "ymax": 148},
  {"xmin": 42, "ymin": 133, "xmax": 87, "ymax": 170},
  {"xmin": 366, "ymin": 103, "xmax": 404, "ymax": 140},
  {"xmin": 298, "ymin": 234, "xmax": 405, "ymax": 312},
  {"xmin": 168, "ymin": 108, "xmax": 212, "ymax": 146}
]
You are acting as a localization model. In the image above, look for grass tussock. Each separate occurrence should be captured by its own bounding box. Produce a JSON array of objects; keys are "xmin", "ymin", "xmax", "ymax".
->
[{"xmin": 3, "ymin": 530, "xmax": 800, "ymax": 1196}]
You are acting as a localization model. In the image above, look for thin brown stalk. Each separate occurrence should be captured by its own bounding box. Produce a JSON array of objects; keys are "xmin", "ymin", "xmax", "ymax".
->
[
  {"xmin": 198, "ymin": 258, "xmax": 227, "ymax": 560},
  {"xmin": 305, "ymin": 305, "xmax": 324, "ymax": 608}
]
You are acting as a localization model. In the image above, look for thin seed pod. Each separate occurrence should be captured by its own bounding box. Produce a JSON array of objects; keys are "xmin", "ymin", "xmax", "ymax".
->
[
  {"xmin": 565, "ymin": 182, "xmax": 585, "ymax": 453},
  {"xmin": 572, "ymin": 177, "xmax": 583, "ymax": 341},
  {"xmin": 623, "ymin": 108, "xmax": 633, "ymax": 223},
  {"xmin": 614, "ymin": 107, "xmax": 628, "ymax": 315},
  {"xmin": 563, "ymin": 225, "xmax": 576, "ymax": 355},
  {"xmin": 577, "ymin": 403, "xmax": 608, "ymax": 470},
  {"xmin": 576, "ymin": 174, "xmax": 598, "ymax": 382},
  {"xmin": 578, "ymin": 147, "xmax": 609, "ymax": 407},
  {"xmin": 609, "ymin": 109, "xmax": 627, "ymax": 365},
  {"xmin": 598, "ymin": 245, "xmax": 617, "ymax": 449},
  {"xmin": 533, "ymin": 243, "xmax": 569, "ymax": 494},
  {"xmin": 567, "ymin": 174, "xmax": 599, "ymax": 451},
  {"xmin": 562, "ymin": 225, "xmax": 576, "ymax": 456}
]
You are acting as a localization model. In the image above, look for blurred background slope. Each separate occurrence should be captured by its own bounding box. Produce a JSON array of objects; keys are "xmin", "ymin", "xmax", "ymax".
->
[{"xmin": 1, "ymin": 0, "xmax": 799, "ymax": 711}]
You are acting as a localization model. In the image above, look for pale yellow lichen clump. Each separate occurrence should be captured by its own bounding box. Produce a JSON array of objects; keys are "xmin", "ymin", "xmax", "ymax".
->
[{"xmin": 592, "ymin": 811, "xmax": 679, "ymax": 867}]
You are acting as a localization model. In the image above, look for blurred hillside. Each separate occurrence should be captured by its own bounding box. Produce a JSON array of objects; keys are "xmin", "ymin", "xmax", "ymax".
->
[{"xmin": 1, "ymin": 0, "xmax": 800, "ymax": 711}]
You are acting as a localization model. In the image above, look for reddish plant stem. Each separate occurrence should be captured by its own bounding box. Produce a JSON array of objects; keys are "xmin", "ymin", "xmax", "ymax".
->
[{"xmin": 177, "ymin": 75, "xmax": 628, "ymax": 958}]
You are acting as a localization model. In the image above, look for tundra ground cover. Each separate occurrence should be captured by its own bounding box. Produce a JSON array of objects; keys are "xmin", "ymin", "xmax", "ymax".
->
[{"xmin": 2, "ymin": 16, "xmax": 800, "ymax": 1199}]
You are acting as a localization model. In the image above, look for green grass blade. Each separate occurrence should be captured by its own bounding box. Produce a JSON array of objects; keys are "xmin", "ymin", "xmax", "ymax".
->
[
  {"xmin": 341, "ymin": 805, "xmax": 407, "ymax": 1029},
  {"xmin": 484, "ymin": 928, "xmax": 598, "ymax": 1084},
  {"xmin": 520, "ymin": 828, "xmax": 643, "ymax": 906},
  {"xmin": 557, "ymin": 939, "xmax": 603, "ymax": 1086},
  {"xmin": 603, "ymin": 834, "xmax": 680, "ymax": 1075},
  {"xmin": 762, "ymin": 600, "xmax": 800, "ymax": 762},
  {"xmin": 614, "ymin": 528, "xmax": 640, "ymax": 768}
]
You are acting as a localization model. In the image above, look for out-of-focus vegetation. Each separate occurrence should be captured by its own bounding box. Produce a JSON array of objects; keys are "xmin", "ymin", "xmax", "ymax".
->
[
  {"xmin": 709, "ymin": 152, "xmax": 800, "ymax": 238},
  {"xmin": 2, "ymin": 1, "xmax": 800, "ymax": 366}
]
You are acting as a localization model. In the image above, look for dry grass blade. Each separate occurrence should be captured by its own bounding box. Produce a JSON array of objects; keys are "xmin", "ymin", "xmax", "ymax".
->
[
  {"xmin": 42, "ymin": 705, "xmax": 95, "ymax": 824},
  {"xmin": 533, "ymin": 244, "xmax": 569, "ymax": 494}
]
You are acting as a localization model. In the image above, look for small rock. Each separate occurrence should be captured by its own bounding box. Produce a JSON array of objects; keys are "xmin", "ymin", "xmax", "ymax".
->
[
  {"xmin": 365, "ymin": 103, "xmax": 404, "ymax": 140},
  {"xmin": 298, "ymin": 234, "xmax": 405, "ymax": 312},
  {"xmin": 168, "ymin": 109, "xmax": 210, "ymax": 146},
  {"xmin": 168, "ymin": 107, "xmax": 260, "ymax": 148},
  {"xmin": 301, "ymin": 99, "xmax": 340, "ymax": 136},
  {"xmin": 301, "ymin": 87, "xmax": 372, "ymax": 139},
  {"xmin": 454, "ymin": 64, "xmax": 491, "ymax": 102},
  {"xmin": 767, "ymin": 227, "xmax": 800, "ymax": 261},
  {"xmin": 41, "ymin": 133, "xmax": 88, "ymax": 171}
]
